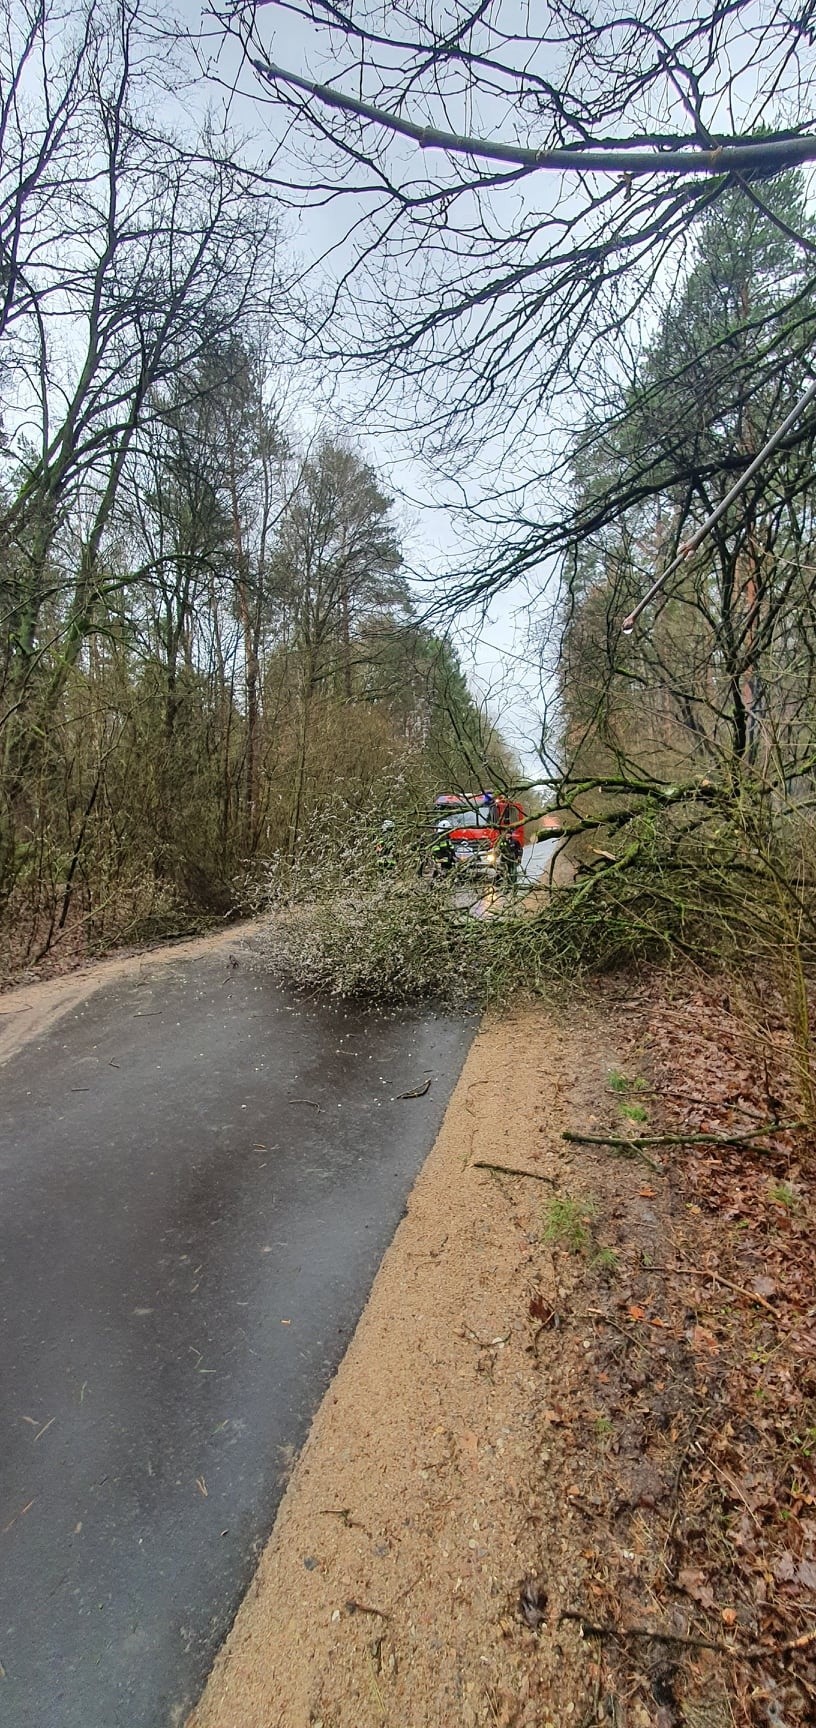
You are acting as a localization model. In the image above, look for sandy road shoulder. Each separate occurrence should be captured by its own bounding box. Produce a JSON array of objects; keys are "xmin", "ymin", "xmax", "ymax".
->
[{"xmin": 188, "ymin": 1000, "xmax": 632, "ymax": 1728}]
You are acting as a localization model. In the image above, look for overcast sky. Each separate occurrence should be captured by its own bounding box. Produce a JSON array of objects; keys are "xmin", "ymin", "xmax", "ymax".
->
[{"xmin": 175, "ymin": 2, "xmax": 562, "ymax": 778}]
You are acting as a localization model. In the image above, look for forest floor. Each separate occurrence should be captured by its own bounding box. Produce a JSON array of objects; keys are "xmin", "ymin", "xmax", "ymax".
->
[{"xmin": 190, "ymin": 970, "xmax": 816, "ymax": 1728}]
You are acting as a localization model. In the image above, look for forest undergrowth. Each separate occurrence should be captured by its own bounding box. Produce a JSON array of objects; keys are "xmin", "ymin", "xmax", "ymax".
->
[{"xmin": 547, "ymin": 973, "xmax": 816, "ymax": 1726}]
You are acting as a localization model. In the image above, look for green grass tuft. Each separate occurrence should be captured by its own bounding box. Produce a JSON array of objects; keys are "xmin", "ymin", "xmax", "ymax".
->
[
  {"xmin": 543, "ymin": 1194, "xmax": 595, "ymax": 1254},
  {"xmin": 594, "ymin": 1245, "xmax": 619, "ymax": 1274}
]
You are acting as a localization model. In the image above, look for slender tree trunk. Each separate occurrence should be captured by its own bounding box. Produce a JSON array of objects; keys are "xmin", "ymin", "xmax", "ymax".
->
[
  {"xmin": 340, "ymin": 581, "xmax": 352, "ymax": 699},
  {"xmin": 227, "ymin": 437, "xmax": 261, "ymax": 855},
  {"xmin": 288, "ymin": 651, "xmax": 315, "ymax": 864}
]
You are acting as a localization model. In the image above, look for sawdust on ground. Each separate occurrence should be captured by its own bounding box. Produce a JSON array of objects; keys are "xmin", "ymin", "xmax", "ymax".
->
[{"xmin": 189, "ymin": 988, "xmax": 700, "ymax": 1728}]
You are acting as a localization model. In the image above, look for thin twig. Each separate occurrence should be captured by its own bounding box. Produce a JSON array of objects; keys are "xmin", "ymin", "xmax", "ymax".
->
[
  {"xmin": 694, "ymin": 1441, "xmax": 762, "ymax": 1529},
  {"xmin": 585, "ymin": 1307, "xmax": 660, "ymax": 1352},
  {"xmin": 561, "ymin": 1610, "xmax": 816, "ymax": 1663},
  {"xmin": 398, "ymin": 1078, "xmax": 431, "ymax": 1099},
  {"xmin": 663, "ymin": 1417, "xmax": 705, "ymax": 1554},
  {"xmin": 647, "ymin": 1263, "xmax": 779, "ymax": 1315},
  {"xmin": 765, "ymin": 1626, "xmax": 816, "ymax": 1656},
  {"xmin": 564, "ymin": 1120, "xmax": 807, "ymax": 1152},
  {"xmin": 559, "ymin": 1610, "xmax": 733, "ymax": 1654},
  {"xmin": 318, "ymin": 1506, "xmax": 367, "ymax": 1531},
  {"xmin": 471, "ymin": 1160, "xmax": 556, "ymax": 1183},
  {"xmin": 562, "ymin": 1132, "xmax": 662, "ymax": 1172}
]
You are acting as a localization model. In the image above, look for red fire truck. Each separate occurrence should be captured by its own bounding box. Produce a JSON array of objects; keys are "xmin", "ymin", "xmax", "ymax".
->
[{"xmin": 429, "ymin": 792, "xmax": 526, "ymax": 882}]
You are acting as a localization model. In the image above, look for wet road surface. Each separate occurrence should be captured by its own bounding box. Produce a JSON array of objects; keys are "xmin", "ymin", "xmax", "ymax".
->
[
  {"xmin": 464, "ymin": 835, "xmax": 561, "ymax": 917},
  {"xmin": 0, "ymin": 946, "xmax": 473, "ymax": 1727}
]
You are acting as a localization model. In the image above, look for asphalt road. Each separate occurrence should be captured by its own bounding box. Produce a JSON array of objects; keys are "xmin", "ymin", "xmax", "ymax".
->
[
  {"xmin": 522, "ymin": 835, "xmax": 561, "ymax": 882},
  {"xmin": 0, "ymin": 946, "xmax": 473, "ymax": 1728},
  {"xmin": 462, "ymin": 835, "xmax": 561, "ymax": 917}
]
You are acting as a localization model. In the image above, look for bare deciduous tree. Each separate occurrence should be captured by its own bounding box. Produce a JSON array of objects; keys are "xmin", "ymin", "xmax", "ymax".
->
[
  {"xmin": 215, "ymin": 3, "xmax": 816, "ymax": 620},
  {"xmin": 0, "ymin": 0, "xmax": 278, "ymax": 900}
]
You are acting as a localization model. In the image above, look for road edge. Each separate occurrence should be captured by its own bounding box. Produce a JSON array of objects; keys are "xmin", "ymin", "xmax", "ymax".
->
[
  {"xmin": 0, "ymin": 922, "xmax": 261, "ymax": 1068},
  {"xmin": 186, "ymin": 999, "xmax": 600, "ymax": 1728}
]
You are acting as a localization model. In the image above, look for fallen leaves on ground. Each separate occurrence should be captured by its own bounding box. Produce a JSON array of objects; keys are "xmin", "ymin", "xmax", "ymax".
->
[{"xmin": 528, "ymin": 974, "xmax": 816, "ymax": 1725}]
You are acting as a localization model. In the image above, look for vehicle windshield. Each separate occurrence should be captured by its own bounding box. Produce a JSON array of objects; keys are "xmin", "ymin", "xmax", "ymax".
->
[{"xmin": 435, "ymin": 805, "xmax": 491, "ymax": 831}]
